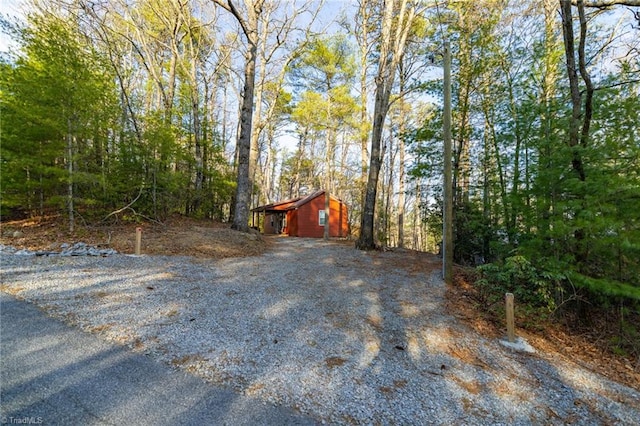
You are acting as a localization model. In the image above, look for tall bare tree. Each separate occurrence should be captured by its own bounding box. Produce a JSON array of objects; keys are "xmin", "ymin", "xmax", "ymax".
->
[
  {"xmin": 356, "ymin": 0, "xmax": 419, "ymax": 250},
  {"xmin": 213, "ymin": 0, "xmax": 321, "ymax": 231},
  {"xmin": 252, "ymin": 0, "xmax": 321, "ymax": 207},
  {"xmin": 212, "ymin": 0, "xmax": 263, "ymax": 232}
]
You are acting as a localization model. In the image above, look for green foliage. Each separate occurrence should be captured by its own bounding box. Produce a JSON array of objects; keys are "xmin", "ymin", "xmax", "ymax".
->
[
  {"xmin": 476, "ymin": 256, "xmax": 563, "ymax": 314},
  {"xmin": 288, "ymin": 34, "xmax": 356, "ymax": 92},
  {"xmin": 1, "ymin": 4, "xmax": 236, "ymax": 223},
  {"xmin": 409, "ymin": 4, "xmax": 640, "ymax": 342},
  {"xmin": 287, "ymin": 34, "xmax": 359, "ymax": 205},
  {"xmin": 567, "ymin": 273, "xmax": 640, "ymax": 302},
  {"xmin": 453, "ymin": 201, "xmax": 495, "ymax": 265},
  {"xmin": 1, "ymin": 11, "xmax": 119, "ymax": 218}
]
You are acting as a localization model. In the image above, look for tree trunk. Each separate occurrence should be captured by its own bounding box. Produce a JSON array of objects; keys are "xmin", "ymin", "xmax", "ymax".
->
[
  {"xmin": 250, "ymin": 43, "xmax": 266, "ymax": 206},
  {"xmin": 356, "ymin": 0, "xmax": 372, "ymax": 215},
  {"xmin": 356, "ymin": 0, "xmax": 415, "ymax": 251},
  {"xmin": 385, "ymin": 131, "xmax": 395, "ymax": 247},
  {"xmin": 215, "ymin": 0, "xmax": 264, "ymax": 232},
  {"xmin": 231, "ymin": 38, "xmax": 258, "ymax": 232},
  {"xmin": 560, "ymin": 0, "xmax": 597, "ymax": 266},
  {"xmin": 397, "ymin": 74, "xmax": 407, "ymax": 248},
  {"xmin": 192, "ymin": 62, "xmax": 204, "ymax": 214},
  {"xmin": 67, "ymin": 119, "xmax": 74, "ymax": 233},
  {"xmin": 357, "ymin": 79, "xmax": 391, "ymax": 250},
  {"xmin": 560, "ymin": 0, "xmax": 586, "ymax": 181}
]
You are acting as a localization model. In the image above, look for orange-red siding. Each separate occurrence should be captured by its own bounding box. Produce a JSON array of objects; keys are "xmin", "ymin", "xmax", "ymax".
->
[
  {"xmin": 286, "ymin": 210, "xmax": 298, "ymax": 236},
  {"xmin": 289, "ymin": 193, "xmax": 348, "ymax": 238}
]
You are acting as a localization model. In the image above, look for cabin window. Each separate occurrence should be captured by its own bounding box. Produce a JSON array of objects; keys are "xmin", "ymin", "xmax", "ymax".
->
[{"xmin": 319, "ymin": 210, "xmax": 326, "ymax": 226}]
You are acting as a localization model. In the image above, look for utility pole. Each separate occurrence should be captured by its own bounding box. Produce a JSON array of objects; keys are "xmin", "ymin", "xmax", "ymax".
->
[{"xmin": 442, "ymin": 41, "xmax": 453, "ymax": 285}]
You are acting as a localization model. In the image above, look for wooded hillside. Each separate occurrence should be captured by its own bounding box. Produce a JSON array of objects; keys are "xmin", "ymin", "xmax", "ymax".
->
[{"xmin": 1, "ymin": 1, "xmax": 639, "ymax": 356}]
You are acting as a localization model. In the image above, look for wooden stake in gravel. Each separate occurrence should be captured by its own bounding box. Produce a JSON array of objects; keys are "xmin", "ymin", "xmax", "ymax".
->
[
  {"xmin": 506, "ymin": 292, "xmax": 515, "ymax": 343},
  {"xmin": 135, "ymin": 227, "xmax": 142, "ymax": 255}
]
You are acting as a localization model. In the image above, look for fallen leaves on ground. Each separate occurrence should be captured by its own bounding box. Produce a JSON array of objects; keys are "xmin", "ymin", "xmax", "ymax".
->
[
  {"xmin": 447, "ymin": 267, "xmax": 640, "ymax": 391},
  {"xmin": 0, "ymin": 214, "xmax": 267, "ymax": 259}
]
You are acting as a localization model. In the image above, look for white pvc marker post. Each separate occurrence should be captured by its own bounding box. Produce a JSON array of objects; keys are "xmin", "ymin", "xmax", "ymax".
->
[
  {"xmin": 506, "ymin": 293, "xmax": 515, "ymax": 343},
  {"xmin": 135, "ymin": 227, "xmax": 142, "ymax": 255}
]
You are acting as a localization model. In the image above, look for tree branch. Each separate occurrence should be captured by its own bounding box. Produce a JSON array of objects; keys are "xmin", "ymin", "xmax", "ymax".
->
[
  {"xmin": 590, "ymin": 78, "xmax": 640, "ymax": 91},
  {"xmin": 212, "ymin": 0, "xmax": 249, "ymax": 37},
  {"xmin": 574, "ymin": 0, "xmax": 640, "ymax": 6},
  {"xmin": 578, "ymin": 2, "xmax": 594, "ymax": 149},
  {"xmin": 102, "ymin": 186, "xmax": 144, "ymax": 221}
]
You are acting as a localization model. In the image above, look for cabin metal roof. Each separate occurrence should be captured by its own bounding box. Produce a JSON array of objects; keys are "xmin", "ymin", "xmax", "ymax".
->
[{"xmin": 251, "ymin": 190, "xmax": 344, "ymax": 213}]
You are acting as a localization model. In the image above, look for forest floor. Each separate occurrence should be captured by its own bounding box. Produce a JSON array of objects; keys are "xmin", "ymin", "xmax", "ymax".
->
[
  {"xmin": 1, "ymin": 214, "xmax": 638, "ymax": 393},
  {"xmin": 0, "ymin": 214, "xmax": 267, "ymax": 259},
  {"xmin": 447, "ymin": 274, "xmax": 640, "ymax": 392}
]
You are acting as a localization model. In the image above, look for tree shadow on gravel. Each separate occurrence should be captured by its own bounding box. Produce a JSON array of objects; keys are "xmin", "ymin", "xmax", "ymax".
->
[
  {"xmin": 0, "ymin": 293, "xmax": 317, "ymax": 425},
  {"xmin": 1, "ymin": 238, "xmax": 639, "ymax": 424}
]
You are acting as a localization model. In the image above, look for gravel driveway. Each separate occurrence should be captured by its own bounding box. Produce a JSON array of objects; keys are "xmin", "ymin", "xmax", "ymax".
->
[{"xmin": 1, "ymin": 238, "xmax": 639, "ymax": 424}]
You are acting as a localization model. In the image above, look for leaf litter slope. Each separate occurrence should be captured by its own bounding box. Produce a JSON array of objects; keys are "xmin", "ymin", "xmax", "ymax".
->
[
  {"xmin": 0, "ymin": 215, "xmax": 267, "ymax": 258},
  {"xmin": 0, "ymin": 219, "xmax": 639, "ymax": 424}
]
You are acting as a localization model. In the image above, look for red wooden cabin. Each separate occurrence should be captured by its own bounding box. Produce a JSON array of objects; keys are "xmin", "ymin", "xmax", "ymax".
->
[{"xmin": 251, "ymin": 190, "xmax": 349, "ymax": 238}]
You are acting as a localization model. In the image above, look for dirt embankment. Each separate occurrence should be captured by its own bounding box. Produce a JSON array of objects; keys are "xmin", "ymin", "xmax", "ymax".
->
[{"xmin": 0, "ymin": 215, "xmax": 267, "ymax": 259}]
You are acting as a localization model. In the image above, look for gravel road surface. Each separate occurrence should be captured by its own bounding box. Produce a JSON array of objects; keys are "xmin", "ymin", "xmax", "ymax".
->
[{"xmin": 1, "ymin": 238, "xmax": 639, "ymax": 424}]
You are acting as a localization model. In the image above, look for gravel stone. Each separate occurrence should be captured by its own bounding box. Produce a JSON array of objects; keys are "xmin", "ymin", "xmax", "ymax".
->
[
  {"xmin": 1, "ymin": 242, "xmax": 117, "ymax": 257},
  {"xmin": 1, "ymin": 238, "xmax": 638, "ymax": 425}
]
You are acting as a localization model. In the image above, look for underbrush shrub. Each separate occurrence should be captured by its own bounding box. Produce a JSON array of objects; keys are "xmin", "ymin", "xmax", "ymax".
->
[
  {"xmin": 476, "ymin": 255, "xmax": 563, "ymax": 317},
  {"xmin": 566, "ymin": 291, "xmax": 640, "ymax": 358},
  {"xmin": 473, "ymin": 257, "xmax": 640, "ymax": 359},
  {"xmin": 453, "ymin": 201, "xmax": 497, "ymax": 266},
  {"xmin": 610, "ymin": 314, "xmax": 640, "ymax": 358}
]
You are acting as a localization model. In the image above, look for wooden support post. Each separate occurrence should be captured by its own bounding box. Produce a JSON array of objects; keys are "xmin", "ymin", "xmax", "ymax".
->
[
  {"xmin": 505, "ymin": 292, "xmax": 515, "ymax": 343},
  {"xmin": 135, "ymin": 227, "xmax": 142, "ymax": 255}
]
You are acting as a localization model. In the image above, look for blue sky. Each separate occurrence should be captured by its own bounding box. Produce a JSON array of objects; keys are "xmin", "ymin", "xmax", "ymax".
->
[{"xmin": 0, "ymin": 0, "xmax": 25, "ymax": 52}]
